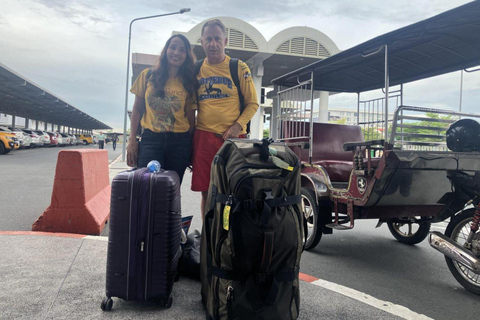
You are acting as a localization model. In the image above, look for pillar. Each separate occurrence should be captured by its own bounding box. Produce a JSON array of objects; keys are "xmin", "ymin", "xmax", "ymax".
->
[
  {"xmin": 318, "ymin": 91, "xmax": 329, "ymax": 123},
  {"xmin": 250, "ymin": 58, "xmax": 264, "ymax": 140},
  {"xmin": 270, "ymin": 85, "xmax": 280, "ymax": 140}
]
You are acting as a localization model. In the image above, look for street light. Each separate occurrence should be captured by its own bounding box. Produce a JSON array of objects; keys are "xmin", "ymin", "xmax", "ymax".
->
[{"xmin": 122, "ymin": 8, "xmax": 191, "ymax": 162}]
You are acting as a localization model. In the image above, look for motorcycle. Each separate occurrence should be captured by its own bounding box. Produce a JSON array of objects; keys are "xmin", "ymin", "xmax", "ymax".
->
[{"xmin": 429, "ymin": 170, "xmax": 480, "ymax": 295}]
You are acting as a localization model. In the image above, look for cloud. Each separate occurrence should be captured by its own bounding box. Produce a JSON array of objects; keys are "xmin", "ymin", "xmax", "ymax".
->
[{"xmin": 34, "ymin": 0, "xmax": 116, "ymax": 34}]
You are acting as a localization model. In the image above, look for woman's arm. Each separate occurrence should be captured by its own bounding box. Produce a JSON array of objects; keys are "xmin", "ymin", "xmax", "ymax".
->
[{"xmin": 126, "ymin": 95, "xmax": 146, "ymax": 167}]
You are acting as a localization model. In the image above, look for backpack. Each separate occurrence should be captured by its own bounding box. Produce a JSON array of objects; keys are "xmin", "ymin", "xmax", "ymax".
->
[
  {"xmin": 200, "ymin": 138, "xmax": 305, "ymax": 320},
  {"xmin": 195, "ymin": 58, "xmax": 250, "ymax": 134}
]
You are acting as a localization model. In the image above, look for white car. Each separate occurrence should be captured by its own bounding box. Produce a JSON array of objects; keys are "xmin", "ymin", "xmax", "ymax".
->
[
  {"xmin": 34, "ymin": 130, "xmax": 51, "ymax": 147},
  {"xmin": 59, "ymin": 133, "xmax": 71, "ymax": 146},
  {"xmin": 21, "ymin": 129, "xmax": 42, "ymax": 147},
  {"xmin": 68, "ymin": 134, "xmax": 77, "ymax": 145},
  {"xmin": 55, "ymin": 132, "xmax": 64, "ymax": 146}
]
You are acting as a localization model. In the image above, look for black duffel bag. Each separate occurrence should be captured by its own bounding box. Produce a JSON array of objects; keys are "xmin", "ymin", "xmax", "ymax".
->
[
  {"xmin": 446, "ymin": 119, "xmax": 480, "ymax": 152},
  {"xmin": 178, "ymin": 229, "xmax": 201, "ymax": 280}
]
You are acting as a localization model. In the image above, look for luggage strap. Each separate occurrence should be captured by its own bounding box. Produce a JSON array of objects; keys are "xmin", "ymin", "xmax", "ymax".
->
[
  {"xmin": 214, "ymin": 191, "xmax": 301, "ymax": 229},
  {"xmin": 210, "ymin": 266, "xmax": 298, "ymax": 283},
  {"xmin": 242, "ymin": 194, "xmax": 301, "ymax": 211},
  {"xmin": 258, "ymin": 194, "xmax": 302, "ymax": 229},
  {"xmin": 214, "ymin": 193, "xmax": 302, "ymax": 207}
]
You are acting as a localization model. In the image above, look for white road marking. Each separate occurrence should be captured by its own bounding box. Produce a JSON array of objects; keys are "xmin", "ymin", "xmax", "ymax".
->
[
  {"xmin": 108, "ymin": 154, "xmax": 122, "ymax": 168},
  {"xmin": 310, "ymin": 278, "xmax": 434, "ymax": 320},
  {"xmin": 84, "ymin": 235, "xmax": 108, "ymax": 241}
]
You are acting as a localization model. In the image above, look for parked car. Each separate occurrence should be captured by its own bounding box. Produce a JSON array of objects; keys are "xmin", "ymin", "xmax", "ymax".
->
[
  {"xmin": 5, "ymin": 127, "xmax": 26, "ymax": 148},
  {"xmin": 34, "ymin": 130, "xmax": 51, "ymax": 147},
  {"xmin": 74, "ymin": 134, "xmax": 83, "ymax": 145},
  {"xmin": 21, "ymin": 129, "xmax": 42, "ymax": 147},
  {"xmin": 77, "ymin": 134, "xmax": 94, "ymax": 145},
  {"xmin": 68, "ymin": 134, "xmax": 77, "ymax": 145},
  {"xmin": 55, "ymin": 132, "xmax": 64, "ymax": 146},
  {"xmin": 21, "ymin": 133, "xmax": 32, "ymax": 149},
  {"xmin": 46, "ymin": 131, "xmax": 59, "ymax": 147},
  {"xmin": 59, "ymin": 133, "xmax": 71, "ymax": 146},
  {"xmin": 0, "ymin": 127, "xmax": 19, "ymax": 154}
]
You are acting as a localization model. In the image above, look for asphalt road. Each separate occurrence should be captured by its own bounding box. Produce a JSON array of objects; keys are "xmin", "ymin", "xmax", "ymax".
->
[{"xmin": 1, "ymin": 144, "xmax": 479, "ymax": 319}]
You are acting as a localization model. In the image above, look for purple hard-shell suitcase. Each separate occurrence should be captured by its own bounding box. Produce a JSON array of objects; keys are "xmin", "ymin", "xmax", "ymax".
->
[{"xmin": 101, "ymin": 167, "xmax": 182, "ymax": 311}]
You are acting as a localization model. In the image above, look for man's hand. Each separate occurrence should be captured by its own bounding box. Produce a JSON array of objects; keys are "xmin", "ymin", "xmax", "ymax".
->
[
  {"xmin": 126, "ymin": 139, "xmax": 139, "ymax": 167},
  {"xmin": 222, "ymin": 122, "xmax": 242, "ymax": 140}
]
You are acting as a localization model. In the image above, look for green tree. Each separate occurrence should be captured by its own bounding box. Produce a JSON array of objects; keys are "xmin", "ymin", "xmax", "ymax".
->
[
  {"xmin": 400, "ymin": 113, "xmax": 454, "ymax": 142},
  {"xmin": 263, "ymin": 128, "xmax": 270, "ymax": 138},
  {"xmin": 329, "ymin": 117, "xmax": 347, "ymax": 125}
]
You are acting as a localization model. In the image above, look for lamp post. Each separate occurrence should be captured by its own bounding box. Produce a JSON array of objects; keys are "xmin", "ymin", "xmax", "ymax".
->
[{"xmin": 122, "ymin": 8, "xmax": 191, "ymax": 162}]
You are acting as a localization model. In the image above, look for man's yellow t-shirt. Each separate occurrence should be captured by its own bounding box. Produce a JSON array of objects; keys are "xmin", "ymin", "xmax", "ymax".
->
[
  {"xmin": 196, "ymin": 56, "xmax": 258, "ymax": 135},
  {"xmin": 130, "ymin": 69, "xmax": 195, "ymax": 133}
]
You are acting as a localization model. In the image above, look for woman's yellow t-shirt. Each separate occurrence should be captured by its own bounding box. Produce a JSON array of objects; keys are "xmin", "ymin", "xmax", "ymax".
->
[{"xmin": 130, "ymin": 69, "xmax": 195, "ymax": 133}]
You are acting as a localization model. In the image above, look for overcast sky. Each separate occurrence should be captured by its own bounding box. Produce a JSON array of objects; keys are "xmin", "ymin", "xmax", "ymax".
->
[{"xmin": 1, "ymin": 0, "xmax": 478, "ymax": 131}]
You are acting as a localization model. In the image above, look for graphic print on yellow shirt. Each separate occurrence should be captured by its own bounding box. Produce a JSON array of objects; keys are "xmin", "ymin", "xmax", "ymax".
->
[
  {"xmin": 130, "ymin": 69, "xmax": 194, "ymax": 133},
  {"xmin": 196, "ymin": 56, "xmax": 258, "ymax": 135},
  {"xmin": 146, "ymin": 91, "xmax": 181, "ymax": 131},
  {"xmin": 199, "ymin": 76, "xmax": 233, "ymax": 99}
]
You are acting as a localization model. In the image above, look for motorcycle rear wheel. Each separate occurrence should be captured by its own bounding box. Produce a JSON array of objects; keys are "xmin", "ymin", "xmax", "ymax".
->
[
  {"xmin": 387, "ymin": 218, "xmax": 431, "ymax": 245},
  {"xmin": 445, "ymin": 209, "xmax": 480, "ymax": 295}
]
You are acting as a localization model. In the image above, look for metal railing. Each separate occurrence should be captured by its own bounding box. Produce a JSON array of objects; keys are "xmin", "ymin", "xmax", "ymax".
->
[
  {"xmin": 275, "ymin": 76, "xmax": 314, "ymax": 161},
  {"xmin": 276, "ymin": 80, "xmax": 313, "ymax": 140},
  {"xmin": 389, "ymin": 106, "xmax": 480, "ymax": 151},
  {"xmin": 358, "ymin": 90, "xmax": 401, "ymax": 142}
]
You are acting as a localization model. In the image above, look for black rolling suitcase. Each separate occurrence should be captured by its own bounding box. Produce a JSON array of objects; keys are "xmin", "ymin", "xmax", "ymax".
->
[{"xmin": 101, "ymin": 167, "xmax": 182, "ymax": 311}]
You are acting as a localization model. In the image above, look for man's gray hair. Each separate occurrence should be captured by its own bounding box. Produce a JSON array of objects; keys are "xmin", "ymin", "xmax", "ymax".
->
[{"xmin": 201, "ymin": 19, "xmax": 226, "ymax": 36}]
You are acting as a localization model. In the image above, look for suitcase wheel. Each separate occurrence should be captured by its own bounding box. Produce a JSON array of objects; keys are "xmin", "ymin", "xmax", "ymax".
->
[
  {"xmin": 164, "ymin": 296, "xmax": 173, "ymax": 308},
  {"xmin": 101, "ymin": 297, "xmax": 113, "ymax": 311}
]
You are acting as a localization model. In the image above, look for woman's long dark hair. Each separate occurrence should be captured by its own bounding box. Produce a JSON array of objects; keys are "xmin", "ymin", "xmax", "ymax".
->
[{"xmin": 150, "ymin": 34, "xmax": 198, "ymax": 101}]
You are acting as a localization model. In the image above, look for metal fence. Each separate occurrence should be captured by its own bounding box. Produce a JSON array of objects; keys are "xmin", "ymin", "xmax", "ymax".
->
[
  {"xmin": 276, "ymin": 80, "xmax": 313, "ymax": 141},
  {"xmin": 357, "ymin": 90, "xmax": 401, "ymax": 142}
]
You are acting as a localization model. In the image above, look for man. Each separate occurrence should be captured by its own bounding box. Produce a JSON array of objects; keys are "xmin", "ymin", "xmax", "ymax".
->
[
  {"xmin": 112, "ymin": 133, "xmax": 118, "ymax": 151},
  {"xmin": 191, "ymin": 19, "xmax": 259, "ymax": 219},
  {"xmin": 97, "ymin": 131, "xmax": 106, "ymax": 149}
]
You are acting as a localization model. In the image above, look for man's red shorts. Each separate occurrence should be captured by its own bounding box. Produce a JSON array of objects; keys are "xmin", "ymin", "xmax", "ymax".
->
[{"xmin": 191, "ymin": 130, "xmax": 245, "ymax": 192}]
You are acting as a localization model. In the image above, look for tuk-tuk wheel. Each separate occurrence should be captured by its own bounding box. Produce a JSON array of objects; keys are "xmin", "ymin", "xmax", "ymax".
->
[
  {"xmin": 387, "ymin": 219, "xmax": 431, "ymax": 245},
  {"xmin": 301, "ymin": 187, "xmax": 323, "ymax": 250}
]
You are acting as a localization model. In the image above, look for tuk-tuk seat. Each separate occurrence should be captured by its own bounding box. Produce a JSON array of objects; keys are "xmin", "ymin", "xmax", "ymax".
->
[{"xmin": 283, "ymin": 122, "xmax": 366, "ymax": 182}]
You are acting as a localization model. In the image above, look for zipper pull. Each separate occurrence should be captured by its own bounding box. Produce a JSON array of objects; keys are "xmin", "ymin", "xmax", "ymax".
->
[
  {"xmin": 223, "ymin": 195, "xmax": 233, "ymax": 231},
  {"xmin": 226, "ymin": 286, "xmax": 234, "ymax": 301},
  {"xmin": 140, "ymin": 241, "xmax": 144, "ymax": 252}
]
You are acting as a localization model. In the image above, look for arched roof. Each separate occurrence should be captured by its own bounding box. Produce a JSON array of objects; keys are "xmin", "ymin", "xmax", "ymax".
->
[{"xmin": 268, "ymin": 26, "xmax": 340, "ymax": 58}]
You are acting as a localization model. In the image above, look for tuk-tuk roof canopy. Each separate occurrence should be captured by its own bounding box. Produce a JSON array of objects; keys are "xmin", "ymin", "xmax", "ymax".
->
[{"xmin": 271, "ymin": 1, "xmax": 480, "ymax": 93}]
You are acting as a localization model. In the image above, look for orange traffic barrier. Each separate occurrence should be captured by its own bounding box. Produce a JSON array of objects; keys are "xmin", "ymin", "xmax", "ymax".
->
[{"xmin": 32, "ymin": 149, "xmax": 111, "ymax": 235}]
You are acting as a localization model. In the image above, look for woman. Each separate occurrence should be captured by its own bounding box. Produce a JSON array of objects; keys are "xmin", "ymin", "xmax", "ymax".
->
[{"xmin": 127, "ymin": 34, "xmax": 197, "ymax": 183}]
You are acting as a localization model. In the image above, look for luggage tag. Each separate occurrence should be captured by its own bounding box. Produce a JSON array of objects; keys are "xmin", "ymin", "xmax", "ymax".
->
[
  {"xmin": 223, "ymin": 205, "xmax": 231, "ymax": 231},
  {"xmin": 223, "ymin": 196, "xmax": 233, "ymax": 231}
]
